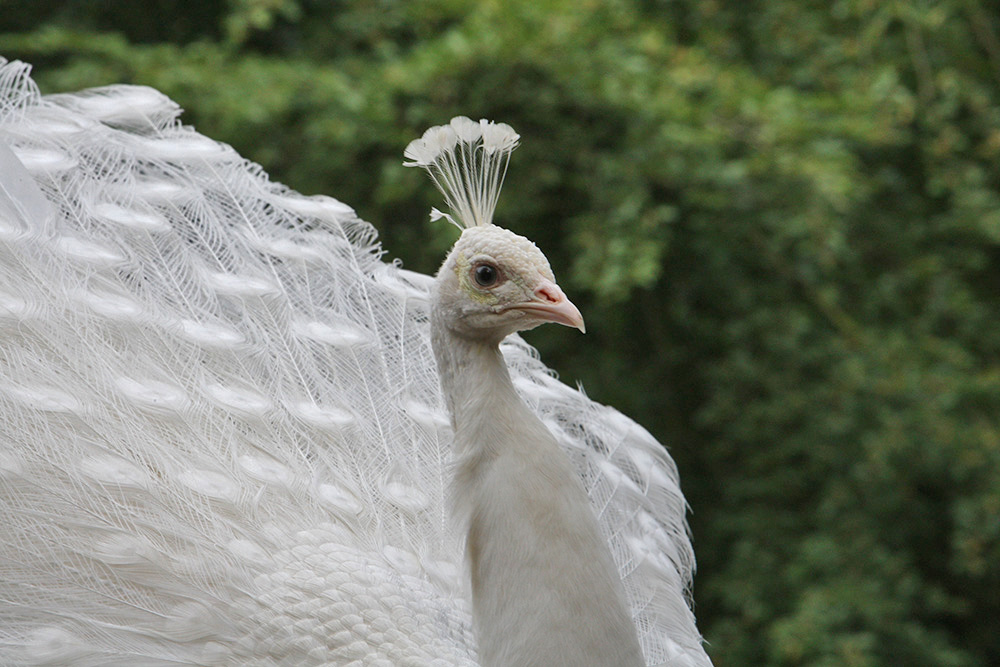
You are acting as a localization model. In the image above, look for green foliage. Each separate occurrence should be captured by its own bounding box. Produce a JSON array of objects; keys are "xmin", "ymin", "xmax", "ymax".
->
[{"xmin": 3, "ymin": 1, "xmax": 1000, "ymax": 664}]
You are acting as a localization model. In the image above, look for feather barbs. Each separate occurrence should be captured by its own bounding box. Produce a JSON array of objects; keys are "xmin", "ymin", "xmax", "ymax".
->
[{"xmin": 403, "ymin": 116, "xmax": 519, "ymax": 230}]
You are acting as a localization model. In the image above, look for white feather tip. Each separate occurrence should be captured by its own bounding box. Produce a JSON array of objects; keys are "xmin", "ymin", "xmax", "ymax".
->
[{"xmin": 403, "ymin": 116, "xmax": 519, "ymax": 229}]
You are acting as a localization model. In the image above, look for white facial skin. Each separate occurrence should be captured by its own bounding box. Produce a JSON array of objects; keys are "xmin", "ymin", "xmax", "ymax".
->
[{"xmin": 434, "ymin": 226, "xmax": 584, "ymax": 344}]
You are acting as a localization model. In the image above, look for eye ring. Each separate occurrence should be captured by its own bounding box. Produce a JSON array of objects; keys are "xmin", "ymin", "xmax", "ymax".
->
[{"xmin": 472, "ymin": 262, "xmax": 501, "ymax": 288}]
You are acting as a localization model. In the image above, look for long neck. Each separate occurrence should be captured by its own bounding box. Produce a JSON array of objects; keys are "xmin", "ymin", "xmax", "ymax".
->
[
  {"xmin": 429, "ymin": 304, "xmax": 646, "ymax": 667},
  {"xmin": 430, "ymin": 314, "xmax": 528, "ymax": 453}
]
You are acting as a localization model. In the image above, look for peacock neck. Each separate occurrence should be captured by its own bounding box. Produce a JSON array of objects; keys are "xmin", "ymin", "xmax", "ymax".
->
[
  {"xmin": 430, "ymin": 315, "xmax": 526, "ymax": 449},
  {"xmin": 429, "ymin": 294, "xmax": 646, "ymax": 667}
]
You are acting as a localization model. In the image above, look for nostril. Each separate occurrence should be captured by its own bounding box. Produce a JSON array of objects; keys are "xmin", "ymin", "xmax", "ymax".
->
[{"xmin": 534, "ymin": 283, "xmax": 564, "ymax": 304}]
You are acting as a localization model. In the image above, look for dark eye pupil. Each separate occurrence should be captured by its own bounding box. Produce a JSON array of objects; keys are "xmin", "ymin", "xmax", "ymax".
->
[{"xmin": 474, "ymin": 264, "xmax": 497, "ymax": 286}]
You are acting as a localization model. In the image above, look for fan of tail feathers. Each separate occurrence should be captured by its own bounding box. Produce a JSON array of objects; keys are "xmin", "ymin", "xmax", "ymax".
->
[{"xmin": 0, "ymin": 58, "xmax": 711, "ymax": 667}]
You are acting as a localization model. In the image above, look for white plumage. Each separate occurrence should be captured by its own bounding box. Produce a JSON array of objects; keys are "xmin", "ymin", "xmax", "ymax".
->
[{"xmin": 0, "ymin": 58, "xmax": 710, "ymax": 666}]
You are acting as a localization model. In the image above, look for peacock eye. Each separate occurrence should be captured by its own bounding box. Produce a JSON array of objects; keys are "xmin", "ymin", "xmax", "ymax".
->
[{"xmin": 473, "ymin": 263, "xmax": 500, "ymax": 287}]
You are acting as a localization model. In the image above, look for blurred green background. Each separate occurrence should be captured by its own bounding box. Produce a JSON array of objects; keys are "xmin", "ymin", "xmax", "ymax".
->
[{"xmin": 3, "ymin": 1, "xmax": 1000, "ymax": 664}]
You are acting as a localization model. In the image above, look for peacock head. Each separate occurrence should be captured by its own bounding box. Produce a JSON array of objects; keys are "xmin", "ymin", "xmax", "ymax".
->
[
  {"xmin": 434, "ymin": 224, "xmax": 584, "ymax": 342},
  {"xmin": 405, "ymin": 117, "xmax": 584, "ymax": 342}
]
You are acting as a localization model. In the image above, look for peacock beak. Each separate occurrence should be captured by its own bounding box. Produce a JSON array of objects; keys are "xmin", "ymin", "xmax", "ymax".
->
[{"xmin": 510, "ymin": 279, "xmax": 586, "ymax": 333}]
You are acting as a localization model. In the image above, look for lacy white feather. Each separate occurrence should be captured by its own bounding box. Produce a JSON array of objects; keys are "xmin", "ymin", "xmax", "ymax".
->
[
  {"xmin": 404, "ymin": 116, "xmax": 518, "ymax": 229},
  {"xmin": 0, "ymin": 58, "xmax": 710, "ymax": 666}
]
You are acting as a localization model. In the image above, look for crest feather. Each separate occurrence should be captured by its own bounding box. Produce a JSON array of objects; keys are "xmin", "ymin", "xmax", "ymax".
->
[{"xmin": 403, "ymin": 116, "xmax": 519, "ymax": 230}]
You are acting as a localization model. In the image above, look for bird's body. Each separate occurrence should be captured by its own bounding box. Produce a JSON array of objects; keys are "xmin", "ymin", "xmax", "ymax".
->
[{"xmin": 0, "ymin": 58, "xmax": 711, "ymax": 666}]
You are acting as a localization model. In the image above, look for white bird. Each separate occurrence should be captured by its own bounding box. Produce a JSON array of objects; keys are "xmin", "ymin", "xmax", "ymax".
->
[
  {"xmin": 0, "ymin": 57, "xmax": 711, "ymax": 667},
  {"xmin": 408, "ymin": 118, "xmax": 643, "ymax": 666}
]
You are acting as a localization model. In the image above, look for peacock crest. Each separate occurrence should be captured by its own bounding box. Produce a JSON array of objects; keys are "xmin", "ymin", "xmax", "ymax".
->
[{"xmin": 403, "ymin": 116, "xmax": 519, "ymax": 230}]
